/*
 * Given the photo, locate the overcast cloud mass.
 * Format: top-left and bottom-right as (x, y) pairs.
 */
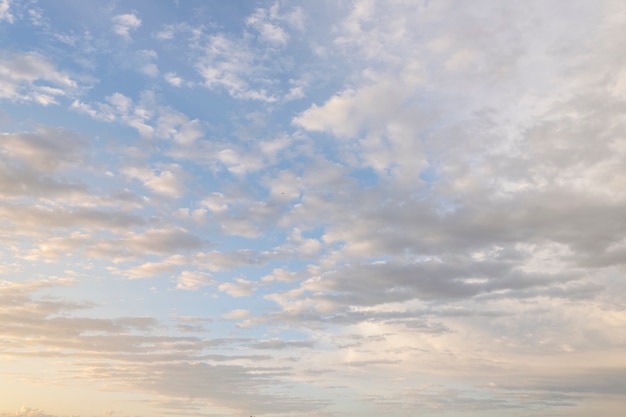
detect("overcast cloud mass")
(1, 0), (626, 416)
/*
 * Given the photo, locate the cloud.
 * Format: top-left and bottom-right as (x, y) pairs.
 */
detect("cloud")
(0, 0), (13, 23)
(0, 126), (86, 173)
(0, 407), (56, 417)
(300, 260), (579, 307)
(221, 309), (250, 320)
(126, 227), (204, 255)
(124, 259), (179, 279)
(3, 1), (626, 416)
(72, 92), (203, 143)
(175, 270), (212, 290)
(0, 127), (90, 200)
(250, 338), (315, 350)
(0, 279), (323, 416)
(190, 3), (309, 102)
(112, 13), (141, 39)
(122, 164), (187, 198)
(196, 34), (277, 101)
(163, 71), (183, 87)
(0, 50), (76, 104)
(134, 49), (158, 77)
(0, 203), (146, 236)
(193, 250), (266, 272)
(218, 278), (259, 297)
(246, 4), (289, 45)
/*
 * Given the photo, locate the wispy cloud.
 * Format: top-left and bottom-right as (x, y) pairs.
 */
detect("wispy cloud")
(0, 0), (13, 23)
(0, 50), (76, 104)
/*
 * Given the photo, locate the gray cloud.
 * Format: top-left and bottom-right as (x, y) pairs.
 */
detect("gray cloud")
(250, 338), (316, 350)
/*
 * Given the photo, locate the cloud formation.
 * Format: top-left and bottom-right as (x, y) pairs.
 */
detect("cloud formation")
(0, 50), (76, 104)
(1, 1), (626, 416)
(112, 13), (141, 39)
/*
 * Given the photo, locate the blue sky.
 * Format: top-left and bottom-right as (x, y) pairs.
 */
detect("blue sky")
(1, 1), (626, 416)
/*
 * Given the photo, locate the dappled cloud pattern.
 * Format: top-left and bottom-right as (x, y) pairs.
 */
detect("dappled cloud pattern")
(1, 0), (626, 416)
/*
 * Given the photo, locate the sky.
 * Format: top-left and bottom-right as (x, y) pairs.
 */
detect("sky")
(1, 0), (626, 416)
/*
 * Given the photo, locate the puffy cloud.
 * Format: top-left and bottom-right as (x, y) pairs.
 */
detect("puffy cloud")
(112, 13), (141, 39)
(122, 164), (187, 198)
(163, 71), (183, 87)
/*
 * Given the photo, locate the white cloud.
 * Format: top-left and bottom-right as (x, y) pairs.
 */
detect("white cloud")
(175, 271), (212, 290)
(276, 228), (321, 258)
(246, 2), (305, 45)
(261, 268), (299, 284)
(0, 50), (76, 104)
(196, 34), (277, 101)
(163, 71), (183, 87)
(293, 76), (420, 140)
(73, 92), (203, 144)
(200, 193), (229, 214)
(124, 258), (181, 279)
(72, 92), (154, 136)
(246, 8), (288, 45)
(218, 278), (258, 297)
(0, 0), (13, 23)
(122, 164), (187, 198)
(221, 309), (250, 320)
(112, 13), (141, 39)
(136, 49), (158, 77)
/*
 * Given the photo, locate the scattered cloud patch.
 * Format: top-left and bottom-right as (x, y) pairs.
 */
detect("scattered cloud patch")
(0, 50), (76, 104)
(112, 13), (141, 39)
(176, 271), (212, 290)
(0, 0), (13, 23)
